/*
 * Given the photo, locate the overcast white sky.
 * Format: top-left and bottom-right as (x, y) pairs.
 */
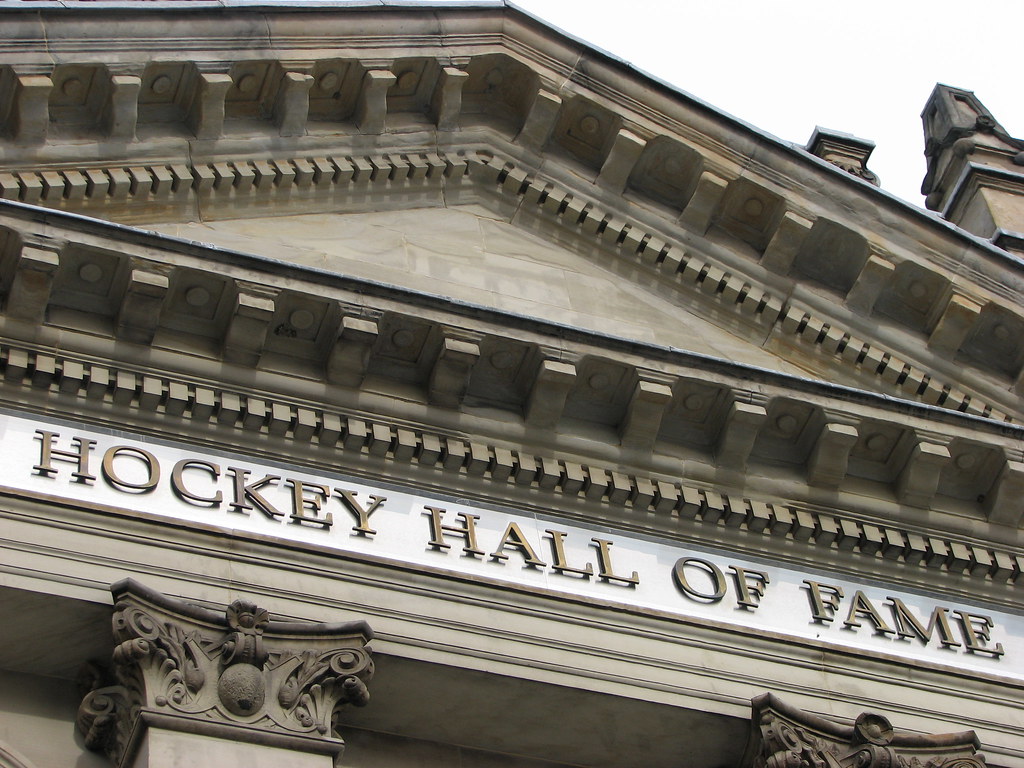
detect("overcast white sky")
(510, 0), (1021, 208)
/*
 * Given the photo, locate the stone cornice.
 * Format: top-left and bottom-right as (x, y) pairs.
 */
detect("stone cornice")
(944, 163), (1024, 225)
(0, 2), (1018, 268)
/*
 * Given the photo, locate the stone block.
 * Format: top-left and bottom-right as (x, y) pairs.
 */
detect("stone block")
(7, 241), (61, 324)
(526, 359), (576, 429)
(356, 70), (397, 134)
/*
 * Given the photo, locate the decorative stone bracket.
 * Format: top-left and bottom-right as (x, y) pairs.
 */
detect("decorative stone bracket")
(806, 128), (880, 186)
(740, 694), (985, 768)
(77, 579), (373, 767)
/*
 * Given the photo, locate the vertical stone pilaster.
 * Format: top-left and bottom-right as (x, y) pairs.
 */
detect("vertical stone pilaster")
(9, 73), (52, 144)
(275, 71), (314, 137)
(224, 284), (277, 366)
(716, 399), (768, 471)
(678, 169), (729, 234)
(117, 265), (169, 344)
(428, 334), (480, 408)
(526, 358), (576, 429)
(598, 129), (646, 192)
(619, 376), (673, 451)
(327, 315), (379, 388)
(760, 211), (813, 274)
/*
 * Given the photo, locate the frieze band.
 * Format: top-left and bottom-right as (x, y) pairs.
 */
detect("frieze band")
(8, 415), (1014, 678)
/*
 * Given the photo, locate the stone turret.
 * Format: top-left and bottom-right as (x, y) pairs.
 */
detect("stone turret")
(922, 84), (1024, 253)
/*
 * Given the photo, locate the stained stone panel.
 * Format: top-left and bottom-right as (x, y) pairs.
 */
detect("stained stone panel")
(462, 53), (538, 134)
(627, 135), (704, 212)
(49, 64), (108, 130)
(308, 58), (364, 123)
(50, 243), (127, 318)
(751, 398), (820, 466)
(717, 178), (785, 252)
(938, 438), (1004, 502)
(791, 218), (868, 294)
(563, 356), (631, 425)
(874, 261), (951, 333)
(658, 379), (730, 448)
(551, 97), (622, 171)
(138, 62), (195, 126)
(959, 303), (1024, 378)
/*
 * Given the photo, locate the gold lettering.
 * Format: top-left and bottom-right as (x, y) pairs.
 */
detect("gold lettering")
(729, 565), (769, 609)
(101, 445), (160, 493)
(954, 611), (1005, 658)
(227, 468), (284, 520)
(802, 580), (844, 623)
(288, 479), (333, 529)
(490, 522), (546, 567)
(591, 538), (639, 586)
(334, 488), (386, 536)
(423, 507), (484, 556)
(544, 530), (593, 578)
(843, 590), (895, 635)
(170, 459), (222, 506)
(673, 557), (726, 601)
(885, 598), (960, 649)
(33, 430), (96, 483)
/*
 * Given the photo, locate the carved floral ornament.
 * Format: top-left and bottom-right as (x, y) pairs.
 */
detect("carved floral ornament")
(77, 579), (373, 766)
(741, 694), (986, 768)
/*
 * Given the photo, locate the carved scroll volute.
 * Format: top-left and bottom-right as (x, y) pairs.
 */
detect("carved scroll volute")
(741, 694), (985, 768)
(77, 579), (374, 766)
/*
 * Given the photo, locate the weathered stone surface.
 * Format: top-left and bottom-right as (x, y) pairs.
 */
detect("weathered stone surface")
(0, 9), (1016, 768)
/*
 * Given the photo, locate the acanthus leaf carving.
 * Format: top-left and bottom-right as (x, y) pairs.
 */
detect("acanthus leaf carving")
(742, 695), (984, 768)
(76, 579), (373, 766)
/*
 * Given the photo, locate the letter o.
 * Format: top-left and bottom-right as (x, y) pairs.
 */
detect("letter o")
(102, 446), (160, 493)
(672, 557), (727, 602)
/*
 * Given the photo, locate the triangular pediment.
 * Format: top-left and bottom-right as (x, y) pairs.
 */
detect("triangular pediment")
(0, 3), (1017, 422)
(117, 142), (1021, 428)
(144, 205), (814, 379)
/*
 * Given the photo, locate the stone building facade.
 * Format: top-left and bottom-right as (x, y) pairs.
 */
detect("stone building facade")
(0, 3), (1021, 768)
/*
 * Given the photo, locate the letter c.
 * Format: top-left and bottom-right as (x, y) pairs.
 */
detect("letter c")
(171, 459), (223, 506)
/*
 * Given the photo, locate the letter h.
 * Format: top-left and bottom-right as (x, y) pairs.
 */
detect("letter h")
(34, 430), (97, 483)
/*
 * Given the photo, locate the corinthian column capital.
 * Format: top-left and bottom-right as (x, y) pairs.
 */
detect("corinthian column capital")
(77, 580), (373, 767)
(740, 693), (985, 768)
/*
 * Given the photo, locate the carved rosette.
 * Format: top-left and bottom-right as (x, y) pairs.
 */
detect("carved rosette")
(741, 694), (985, 768)
(77, 579), (373, 766)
